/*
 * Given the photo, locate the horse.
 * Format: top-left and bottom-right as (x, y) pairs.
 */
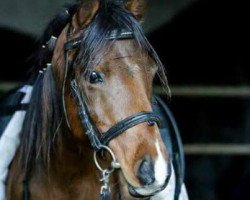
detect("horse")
(0, 0), (188, 199)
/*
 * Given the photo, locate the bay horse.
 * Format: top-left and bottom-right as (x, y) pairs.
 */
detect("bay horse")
(1, 0), (187, 199)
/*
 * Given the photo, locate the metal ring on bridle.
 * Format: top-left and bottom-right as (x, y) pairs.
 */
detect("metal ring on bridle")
(93, 145), (121, 173)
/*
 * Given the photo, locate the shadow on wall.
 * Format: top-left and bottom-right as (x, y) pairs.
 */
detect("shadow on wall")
(148, 0), (249, 86)
(0, 27), (37, 82)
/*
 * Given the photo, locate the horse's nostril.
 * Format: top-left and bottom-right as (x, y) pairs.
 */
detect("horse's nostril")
(137, 157), (155, 186)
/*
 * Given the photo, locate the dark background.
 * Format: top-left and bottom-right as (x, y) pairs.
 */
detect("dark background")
(0, 0), (249, 199)
(148, 0), (250, 199)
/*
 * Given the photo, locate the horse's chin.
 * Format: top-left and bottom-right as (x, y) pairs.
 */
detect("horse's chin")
(126, 174), (171, 198)
(128, 184), (154, 198)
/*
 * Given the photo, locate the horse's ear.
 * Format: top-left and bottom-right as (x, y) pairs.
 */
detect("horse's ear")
(125, 0), (147, 21)
(73, 0), (100, 29)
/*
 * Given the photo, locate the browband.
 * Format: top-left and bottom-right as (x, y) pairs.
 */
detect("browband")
(64, 29), (134, 51)
(107, 29), (134, 40)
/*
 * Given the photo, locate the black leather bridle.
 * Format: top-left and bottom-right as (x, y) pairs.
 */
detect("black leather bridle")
(62, 26), (163, 199)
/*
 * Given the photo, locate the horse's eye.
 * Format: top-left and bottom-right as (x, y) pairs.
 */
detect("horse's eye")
(89, 71), (104, 84)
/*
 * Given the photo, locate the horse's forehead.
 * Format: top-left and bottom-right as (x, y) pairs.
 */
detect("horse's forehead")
(105, 40), (149, 62)
(112, 40), (139, 54)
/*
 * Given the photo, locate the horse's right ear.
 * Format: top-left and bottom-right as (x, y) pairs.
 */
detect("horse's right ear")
(72, 0), (100, 30)
(125, 0), (147, 22)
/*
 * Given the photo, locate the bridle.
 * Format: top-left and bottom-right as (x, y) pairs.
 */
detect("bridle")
(62, 25), (162, 199)
(62, 24), (162, 151)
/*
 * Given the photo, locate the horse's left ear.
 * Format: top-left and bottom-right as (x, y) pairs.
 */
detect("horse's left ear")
(125, 0), (147, 21)
(72, 0), (100, 30)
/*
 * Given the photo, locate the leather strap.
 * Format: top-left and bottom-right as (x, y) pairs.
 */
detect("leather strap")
(100, 112), (160, 145)
(64, 37), (82, 51)
(107, 29), (134, 40)
(64, 28), (133, 52)
(22, 178), (30, 200)
(70, 80), (102, 151)
(101, 190), (110, 200)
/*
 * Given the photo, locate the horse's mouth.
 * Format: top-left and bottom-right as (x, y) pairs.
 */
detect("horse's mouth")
(128, 184), (154, 198)
(127, 168), (171, 198)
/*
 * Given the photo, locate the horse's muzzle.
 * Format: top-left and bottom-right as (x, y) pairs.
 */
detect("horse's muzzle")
(128, 161), (172, 198)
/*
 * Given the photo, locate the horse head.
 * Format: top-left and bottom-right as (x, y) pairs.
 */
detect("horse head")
(44, 0), (171, 198)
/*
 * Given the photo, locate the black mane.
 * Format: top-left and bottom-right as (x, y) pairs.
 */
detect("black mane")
(19, 2), (79, 171)
(76, 1), (168, 86)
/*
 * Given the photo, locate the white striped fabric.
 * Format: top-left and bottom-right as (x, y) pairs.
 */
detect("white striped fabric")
(0, 85), (32, 200)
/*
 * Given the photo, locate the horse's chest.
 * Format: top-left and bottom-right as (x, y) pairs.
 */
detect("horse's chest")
(29, 172), (101, 200)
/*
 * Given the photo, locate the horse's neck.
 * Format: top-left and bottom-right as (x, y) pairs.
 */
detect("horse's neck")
(51, 130), (98, 180)
(8, 129), (122, 199)
(23, 130), (99, 198)
(31, 131), (102, 199)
